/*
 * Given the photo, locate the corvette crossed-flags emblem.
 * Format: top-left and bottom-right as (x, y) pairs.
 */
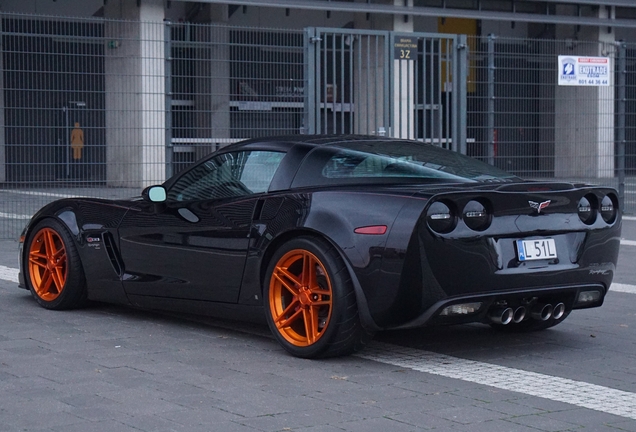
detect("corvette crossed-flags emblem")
(529, 200), (551, 214)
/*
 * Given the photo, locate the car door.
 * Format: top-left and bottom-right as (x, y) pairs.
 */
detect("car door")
(118, 150), (286, 303)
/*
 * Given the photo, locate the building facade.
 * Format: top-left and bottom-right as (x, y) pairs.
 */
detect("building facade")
(0, 0), (635, 236)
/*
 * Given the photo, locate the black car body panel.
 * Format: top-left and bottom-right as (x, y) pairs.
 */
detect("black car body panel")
(19, 136), (621, 333)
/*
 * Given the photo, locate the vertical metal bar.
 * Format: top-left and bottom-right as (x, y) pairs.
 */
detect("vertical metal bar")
(444, 37), (451, 147)
(617, 41), (626, 211)
(340, 33), (345, 134)
(348, 33), (354, 134)
(305, 27), (316, 134)
(65, 106), (70, 178)
(316, 30), (322, 134)
(487, 34), (496, 164)
(331, 32), (336, 134)
(322, 32), (328, 133)
(414, 37), (420, 141)
(456, 34), (468, 154)
(407, 40), (412, 139)
(436, 38), (443, 146)
(421, 37), (430, 142)
(366, 36), (370, 134)
(0, 15), (5, 184)
(384, 33), (391, 137)
(165, 21), (173, 179)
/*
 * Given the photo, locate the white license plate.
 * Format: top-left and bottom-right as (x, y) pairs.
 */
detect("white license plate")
(516, 238), (557, 261)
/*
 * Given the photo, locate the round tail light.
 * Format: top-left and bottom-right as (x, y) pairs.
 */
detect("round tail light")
(427, 201), (456, 234)
(462, 199), (491, 231)
(577, 194), (597, 225)
(600, 194), (618, 224)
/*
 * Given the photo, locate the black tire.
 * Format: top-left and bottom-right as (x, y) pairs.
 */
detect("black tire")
(264, 236), (374, 358)
(490, 311), (571, 332)
(24, 218), (88, 310)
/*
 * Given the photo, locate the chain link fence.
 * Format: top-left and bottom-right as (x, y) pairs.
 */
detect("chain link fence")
(0, 12), (634, 239)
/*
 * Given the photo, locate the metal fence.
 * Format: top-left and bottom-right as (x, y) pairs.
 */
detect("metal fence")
(0, 13), (635, 239)
(466, 35), (635, 212)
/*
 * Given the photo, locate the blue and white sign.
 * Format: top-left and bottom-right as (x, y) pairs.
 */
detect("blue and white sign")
(558, 56), (610, 86)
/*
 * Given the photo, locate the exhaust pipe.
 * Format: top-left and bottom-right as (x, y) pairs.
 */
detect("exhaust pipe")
(513, 306), (527, 323)
(489, 307), (514, 325)
(552, 302), (566, 320)
(531, 303), (553, 321)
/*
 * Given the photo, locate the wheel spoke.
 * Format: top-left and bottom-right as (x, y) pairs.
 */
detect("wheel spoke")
(303, 307), (318, 344)
(52, 246), (66, 262)
(275, 306), (303, 329)
(274, 297), (300, 323)
(301, 252), (317, 289)
(39, 270), (54, 293)
(310, 300), (331, 307)
(44, 230), (56, 259)
(273, 267), (300, 296)
(29, 255), (47, 269)
(50, 266), (65, 292)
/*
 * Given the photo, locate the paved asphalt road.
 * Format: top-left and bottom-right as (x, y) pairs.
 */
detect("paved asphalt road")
(0, 219), (635, 431)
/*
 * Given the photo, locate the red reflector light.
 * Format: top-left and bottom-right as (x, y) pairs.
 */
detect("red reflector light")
(354, 225), (387, 235)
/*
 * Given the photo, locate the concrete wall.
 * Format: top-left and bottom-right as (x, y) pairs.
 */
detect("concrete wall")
(554, 6), (615, 178)
(104, 0), (165, 187)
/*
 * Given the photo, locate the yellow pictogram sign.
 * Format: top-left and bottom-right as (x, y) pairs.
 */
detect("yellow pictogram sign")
(70, 122), (84, 160)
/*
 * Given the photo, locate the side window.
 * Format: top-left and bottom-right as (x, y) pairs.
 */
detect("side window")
(167, 151), (285, 202)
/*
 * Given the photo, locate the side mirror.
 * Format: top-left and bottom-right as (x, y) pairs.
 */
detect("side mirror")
(142, 185), (167, 203)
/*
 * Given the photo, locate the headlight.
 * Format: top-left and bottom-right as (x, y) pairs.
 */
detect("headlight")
(600, 194), (618, 224)
(577, 194), (597, 225)
(462, 199), (491, 231)
(427, 201), (457, 234)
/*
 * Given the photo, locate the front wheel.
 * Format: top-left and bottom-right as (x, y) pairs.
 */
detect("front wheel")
(264, 236), (373, 358)
(24, 219), (87, 310)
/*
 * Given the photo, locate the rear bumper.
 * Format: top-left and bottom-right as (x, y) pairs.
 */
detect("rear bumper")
(388, 283), (605, 330)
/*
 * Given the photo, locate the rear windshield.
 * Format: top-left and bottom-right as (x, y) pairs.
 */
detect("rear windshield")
(292, 139), (519, 188)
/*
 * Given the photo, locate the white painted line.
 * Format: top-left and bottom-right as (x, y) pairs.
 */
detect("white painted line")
(611, 283), (636, 294)
(0, 265), (19, 284)
(0, 189), (77, 198)
(357, 341), (636, 420)
(0, 212), (31, 220)
(622, 239), (636, 247)
(623, 216), (636, 221)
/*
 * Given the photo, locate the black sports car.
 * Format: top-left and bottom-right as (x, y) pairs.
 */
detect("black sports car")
(18, 136), (621, 358)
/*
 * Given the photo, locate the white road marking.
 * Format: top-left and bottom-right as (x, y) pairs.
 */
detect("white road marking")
(357, 341), (636, 420)
(623, 216), (636, 221)
(0, 212), (31, 220)
(622, 239), (636, 247)
(0, 265), (19, 283)
(0, 189), (77, 198)
(611, 283), (636, 294)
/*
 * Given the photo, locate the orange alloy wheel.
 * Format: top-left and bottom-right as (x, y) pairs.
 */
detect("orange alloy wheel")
(269, 249), (333, 347)
(28, 227), (68, 301)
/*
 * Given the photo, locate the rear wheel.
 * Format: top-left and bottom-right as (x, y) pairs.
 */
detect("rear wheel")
(25, 219), (87, 310)
(264, 236), (373, 358)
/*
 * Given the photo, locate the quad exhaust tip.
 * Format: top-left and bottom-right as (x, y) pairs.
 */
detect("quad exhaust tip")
(531, 303), (554, 321)
(552, 302), (566, 320)
(513, 306), (527, 323)
(489, 303), (565, 325)
(489, 307), (514, 325)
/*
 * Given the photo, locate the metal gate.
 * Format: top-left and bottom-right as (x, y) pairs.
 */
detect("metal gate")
(305, 27), (468, 152)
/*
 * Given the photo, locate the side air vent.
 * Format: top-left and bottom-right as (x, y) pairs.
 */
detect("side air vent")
(103, 232), (124, 277)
